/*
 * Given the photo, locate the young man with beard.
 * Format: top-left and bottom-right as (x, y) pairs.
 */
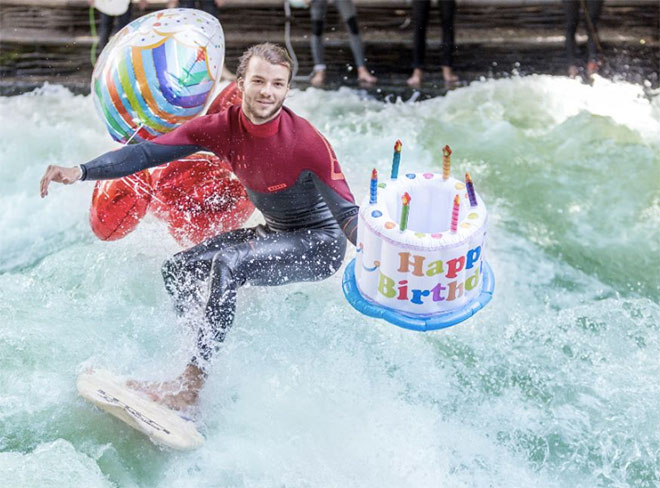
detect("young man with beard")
(40, 43), (359, 410)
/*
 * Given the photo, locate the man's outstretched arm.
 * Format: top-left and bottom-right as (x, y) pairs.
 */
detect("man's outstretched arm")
(39, 141), (201, 197)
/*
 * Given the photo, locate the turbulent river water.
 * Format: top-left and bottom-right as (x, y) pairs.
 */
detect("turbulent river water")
(1, 76), (659, 487)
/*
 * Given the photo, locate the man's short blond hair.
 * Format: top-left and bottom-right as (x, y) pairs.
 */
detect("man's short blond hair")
(236, 43), (294, 84)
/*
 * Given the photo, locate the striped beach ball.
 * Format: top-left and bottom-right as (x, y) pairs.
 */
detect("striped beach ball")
(91, 8), (225, 143)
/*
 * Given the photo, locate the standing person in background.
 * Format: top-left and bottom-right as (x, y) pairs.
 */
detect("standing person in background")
(562, 0), (604, 78)
(92, 0), (147, 53)
(308, 0), (378, 87)
(407, 0), (458, 88)
(167, 0), (237, 80)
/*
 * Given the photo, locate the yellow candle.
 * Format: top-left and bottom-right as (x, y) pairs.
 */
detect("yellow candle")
(442, 145), (452, 180)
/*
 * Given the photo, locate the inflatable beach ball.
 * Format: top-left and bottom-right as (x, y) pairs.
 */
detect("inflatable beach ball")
(91, 9), (225, 143)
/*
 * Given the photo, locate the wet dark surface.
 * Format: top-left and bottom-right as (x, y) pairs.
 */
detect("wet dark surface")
(1, 42), (658, 101)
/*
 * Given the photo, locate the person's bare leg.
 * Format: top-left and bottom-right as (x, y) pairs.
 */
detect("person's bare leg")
(127, 364), (206, 411)
(357, 66), (377, 84)
(442, 65), (459, 83)
(311, 69), (326, 87)
(407, 68), (424, 88)
(568, 64), (579, 78)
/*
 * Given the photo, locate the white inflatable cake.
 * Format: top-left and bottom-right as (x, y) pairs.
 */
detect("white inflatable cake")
(355, 169), (488, 318)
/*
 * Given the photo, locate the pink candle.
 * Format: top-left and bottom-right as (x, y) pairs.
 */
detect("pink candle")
(450, 195), (460, 233)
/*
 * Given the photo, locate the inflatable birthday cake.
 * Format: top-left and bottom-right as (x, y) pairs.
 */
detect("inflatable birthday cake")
(343, 143), (494, 331)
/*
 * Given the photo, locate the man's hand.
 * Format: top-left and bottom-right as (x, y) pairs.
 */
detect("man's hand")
(40, 165), (82, 198)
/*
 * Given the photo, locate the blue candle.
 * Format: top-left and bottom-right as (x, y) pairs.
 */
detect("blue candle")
(370, 168), (378, 204)
(391, 139), (403, 179)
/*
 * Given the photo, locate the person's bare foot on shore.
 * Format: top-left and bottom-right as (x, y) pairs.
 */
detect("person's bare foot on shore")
(587, 60), (601, 77)
(310, 69), (325, 87)
(407, 68), (423, 88)
(442, 65), (459, 83)
(568, 64), (579, 78)
(357, 66), (378, 85)
(127, 364), (205, 412)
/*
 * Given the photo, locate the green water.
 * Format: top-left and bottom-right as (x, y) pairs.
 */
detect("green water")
(0, 76), (659, 487)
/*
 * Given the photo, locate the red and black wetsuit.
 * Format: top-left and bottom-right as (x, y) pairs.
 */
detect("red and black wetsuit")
(81, 106), (359, 371)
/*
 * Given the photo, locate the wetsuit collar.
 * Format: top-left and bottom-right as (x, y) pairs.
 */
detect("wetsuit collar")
(239, 108), (281, 137)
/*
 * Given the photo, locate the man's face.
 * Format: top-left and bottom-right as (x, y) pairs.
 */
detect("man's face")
(237, 56), (290, 125)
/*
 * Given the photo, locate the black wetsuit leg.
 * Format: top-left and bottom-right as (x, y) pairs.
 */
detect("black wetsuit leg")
(411, 0), (431, 70)
(98, 13), (114, 53)
(438, 0), (456, 68)
(162, 227), (261, 316)
(563, 0), (580, 66)
(113, 4), (132, 35)
(310, 0), (329, 69)
(197, 0), (221, 18)
(162, 225), (346, 371)
(585, 0), (603, 62)
(97, 4), (132, 53)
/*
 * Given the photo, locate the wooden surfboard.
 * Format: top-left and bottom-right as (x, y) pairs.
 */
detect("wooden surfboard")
(77, 368), (204, 450)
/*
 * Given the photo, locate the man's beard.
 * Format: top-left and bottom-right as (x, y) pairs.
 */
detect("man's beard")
(246, 97), (284, 123)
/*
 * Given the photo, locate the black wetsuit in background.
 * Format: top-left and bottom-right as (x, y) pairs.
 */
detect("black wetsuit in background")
(411, 0), (456, 70)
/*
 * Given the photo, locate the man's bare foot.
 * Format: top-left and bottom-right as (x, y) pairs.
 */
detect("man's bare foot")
(407, 68), (423, 88)
(586, 60), (601, 76)
(357, 66), (377, 85)
(442, 65), (459, 83)
(568, 64), (579, 78)
(310, 69), (325, 87)
(127, 364), (205, 412)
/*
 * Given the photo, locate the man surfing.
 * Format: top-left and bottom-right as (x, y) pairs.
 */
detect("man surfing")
(40, 43), (359, 412)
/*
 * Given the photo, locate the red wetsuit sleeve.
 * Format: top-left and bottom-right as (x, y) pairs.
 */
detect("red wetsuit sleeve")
(299, 123), (356, 203)
(298, 123), (359, 245)
(153, 112), (232, 163)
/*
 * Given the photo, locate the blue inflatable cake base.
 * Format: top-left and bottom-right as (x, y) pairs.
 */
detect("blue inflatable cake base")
(342, 259), (494, 332)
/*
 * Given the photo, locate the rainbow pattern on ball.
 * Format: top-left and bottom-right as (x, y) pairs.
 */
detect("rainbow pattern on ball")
(92, 9), (225, 143)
